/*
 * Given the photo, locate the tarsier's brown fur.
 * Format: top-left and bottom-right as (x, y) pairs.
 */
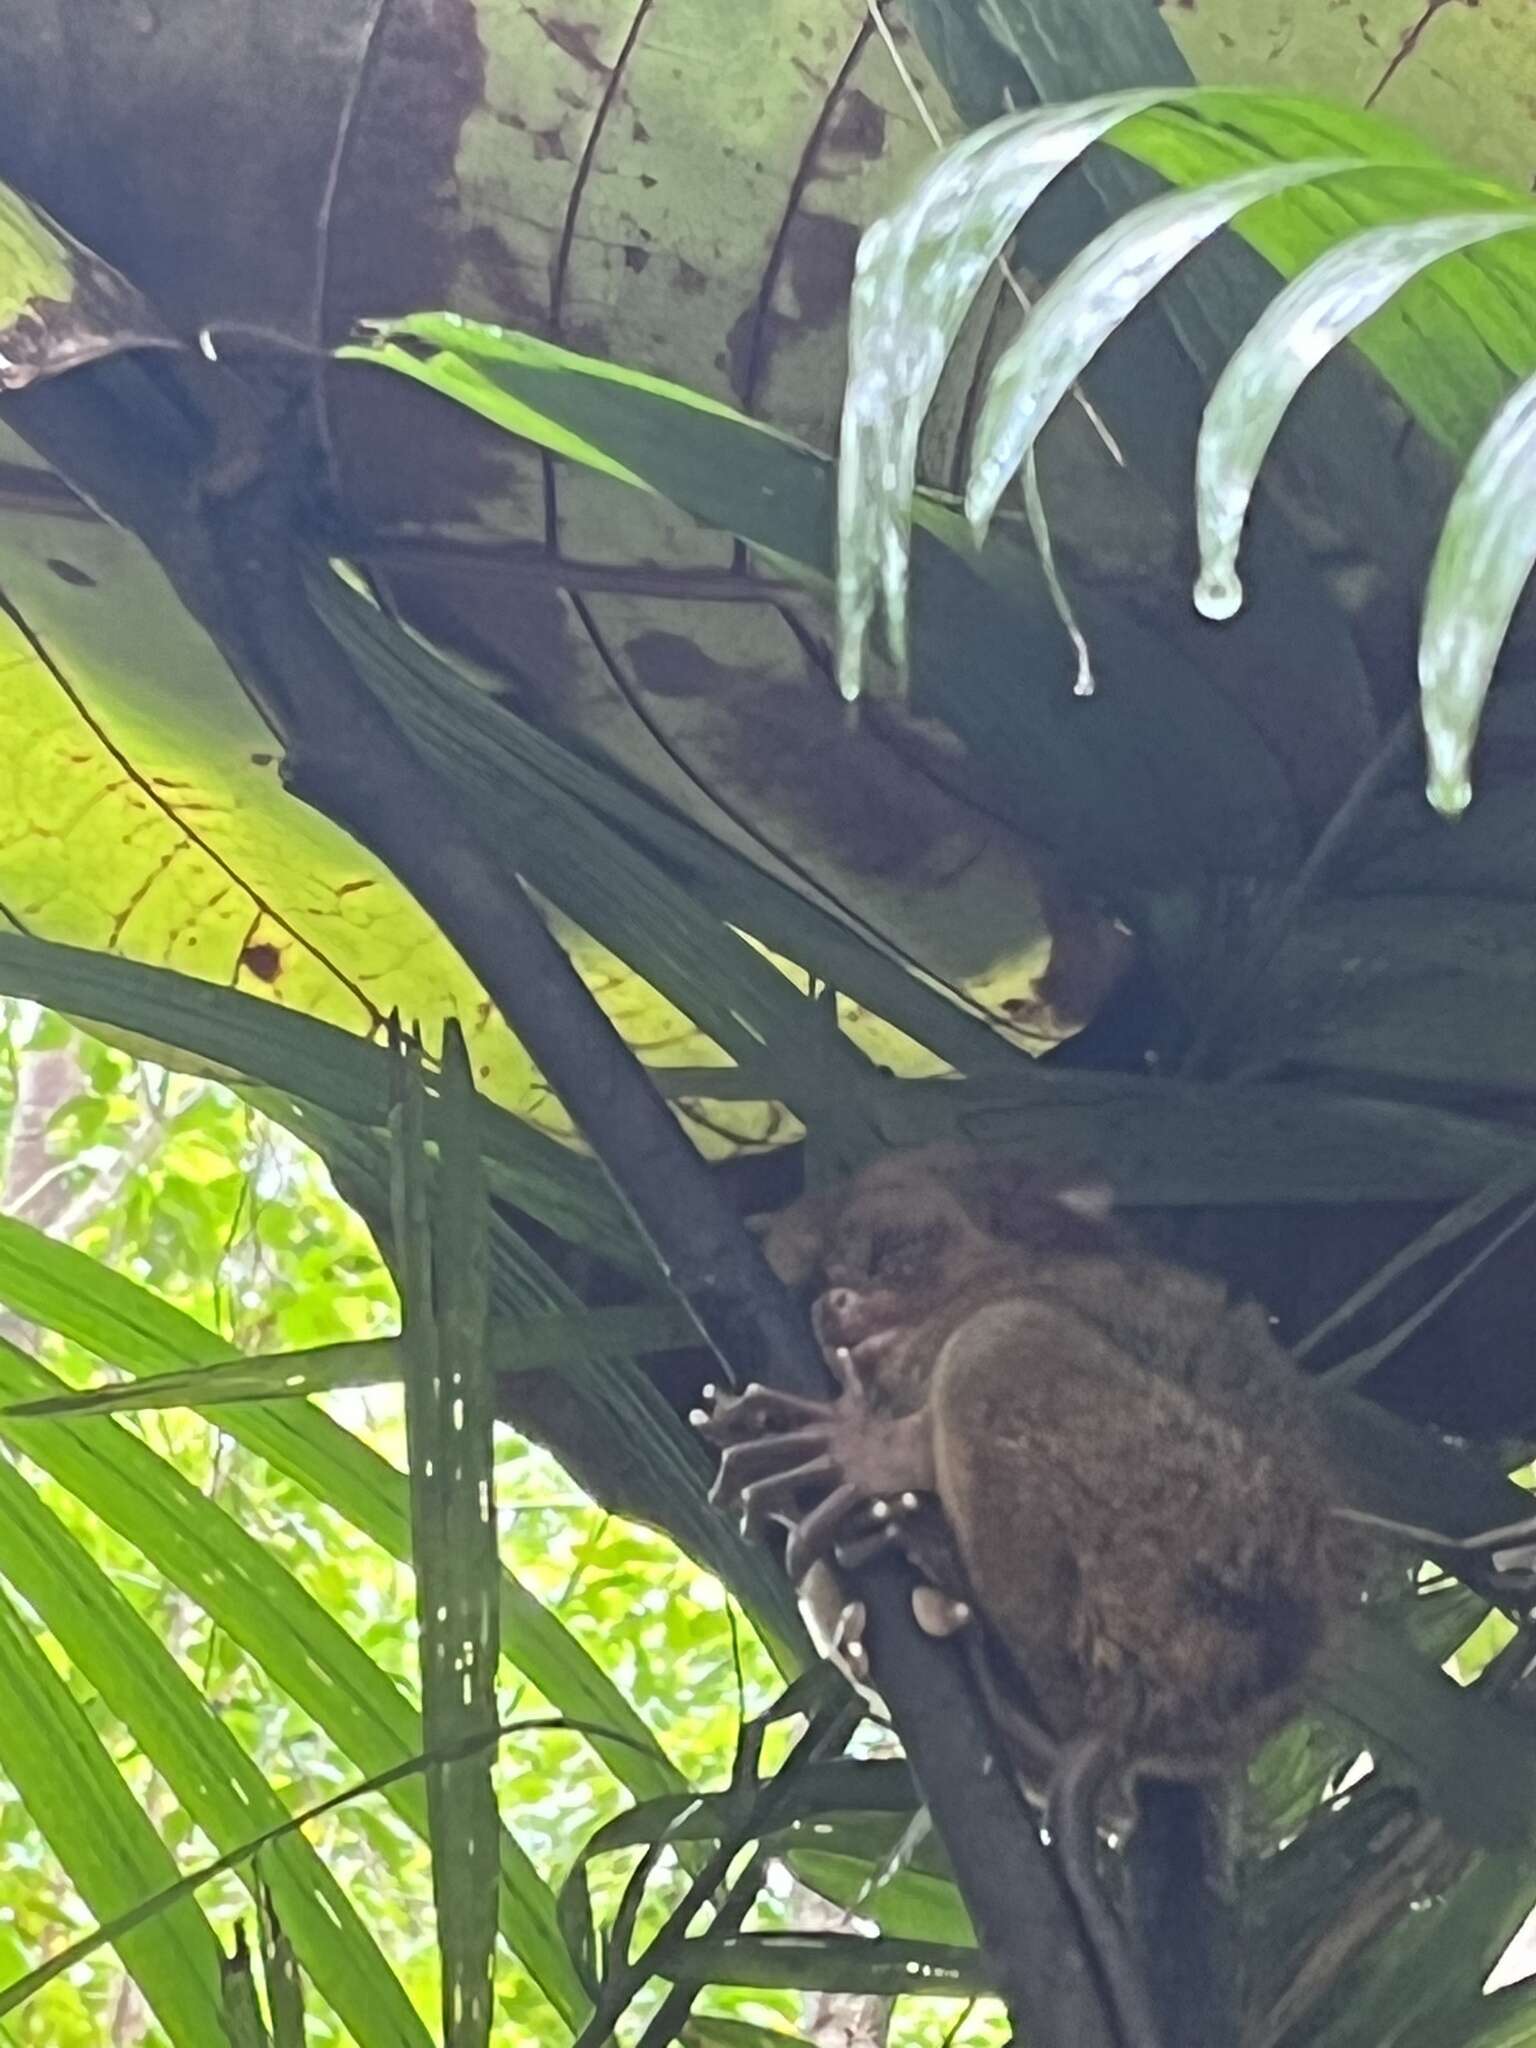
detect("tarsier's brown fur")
(701, 1145), (1368, 2048)
(758, 1146), (1361, 1774)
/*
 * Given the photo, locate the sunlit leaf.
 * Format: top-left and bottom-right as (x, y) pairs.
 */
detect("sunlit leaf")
(0, 1329), (583, 2027)
(0, 1582), (225, 2045)
(1419, 371), (1536, 815)
(1194, 213), (1536, 623)
(0, 1445), (431, 2048)
(836, 88), (1171, 697)
(392, 1029), (499, 2048)
(0, 179), (174, 388)
(965, 156), (1358, 542)
(341, 314), (1305, 887)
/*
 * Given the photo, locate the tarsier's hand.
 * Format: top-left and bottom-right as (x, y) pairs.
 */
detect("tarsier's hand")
(693, 1292), (936, 1583)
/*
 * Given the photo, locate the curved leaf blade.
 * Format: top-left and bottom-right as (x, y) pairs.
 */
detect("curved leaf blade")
(0, 179), (175, 388)
(1419, 370), (1536, 815)
(1195, 213), (1536, 621)
(0, 1585), (224, 2046)
(965, 155), (1360, 539)
(0, 1452), (432, 2048)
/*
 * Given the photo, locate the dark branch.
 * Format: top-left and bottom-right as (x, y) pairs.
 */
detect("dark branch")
(7, 361), (1117, 2046)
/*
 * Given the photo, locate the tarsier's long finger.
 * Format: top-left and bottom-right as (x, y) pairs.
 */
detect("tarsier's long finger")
(830, 1600), (871, 1684)
(736, 1455), (840, 1534)
(832, 1523), (905, 1570)
(692, 1381), (833, 1442)
(825, 1342), (886, 1400)
(705, 1425), (836, 1501)
(784, 1482), (872, 1581)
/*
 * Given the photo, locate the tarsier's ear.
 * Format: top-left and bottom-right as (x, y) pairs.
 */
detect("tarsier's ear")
(754, 1188), (839, 1288)
(1054, 1179), (1115, 1222)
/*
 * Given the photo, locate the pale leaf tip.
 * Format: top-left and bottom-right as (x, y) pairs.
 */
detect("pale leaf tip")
(1194, 567), (1242, 622)
(1426, 770), (1472, 818)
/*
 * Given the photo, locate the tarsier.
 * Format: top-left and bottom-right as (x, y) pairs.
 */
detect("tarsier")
(696, 1146), (1369, 2048)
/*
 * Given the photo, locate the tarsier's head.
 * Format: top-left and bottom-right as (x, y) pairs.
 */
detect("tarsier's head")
(760, 1143), (1122, 1309)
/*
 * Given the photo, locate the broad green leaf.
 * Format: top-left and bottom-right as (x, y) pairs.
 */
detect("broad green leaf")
(0, 1585), (225, 2047)
(965, 156), (1360, 540)
(0, 928), (631, 1257)
(1238, 897), (1536, 1097)
(0, 181), (174, 387)
(872, 1070), (1536, 1205)
(0, 1447), (431, 2048)
(0, 509), (577, 1127)
(0, 445), (847, 1155)
(1435, 1980), (1536, 2048)
(0, 1206), (683, 1807)
(0, 1337), (583, 2029)
(1163, 2), (1536, 199)
(310, 572), (1032, 1085)
(312, 576), (882, 1159)
(1319, 1611), (1536, 1852)
(1318, 1851), (1536, 2048)
(342, 317), (1302, 887)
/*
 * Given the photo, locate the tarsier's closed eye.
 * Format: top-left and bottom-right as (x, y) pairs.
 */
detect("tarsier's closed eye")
(863, 1219), (951, 1284)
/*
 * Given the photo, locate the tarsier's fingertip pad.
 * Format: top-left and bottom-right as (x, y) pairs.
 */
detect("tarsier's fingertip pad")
(912, 1585), (972, 1637)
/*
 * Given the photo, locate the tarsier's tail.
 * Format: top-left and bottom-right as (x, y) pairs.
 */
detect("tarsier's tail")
(1046, 1732), (1170, 2048)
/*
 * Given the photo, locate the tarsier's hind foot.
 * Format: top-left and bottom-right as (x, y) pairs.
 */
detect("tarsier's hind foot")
(693, 1343), (935, 1581)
